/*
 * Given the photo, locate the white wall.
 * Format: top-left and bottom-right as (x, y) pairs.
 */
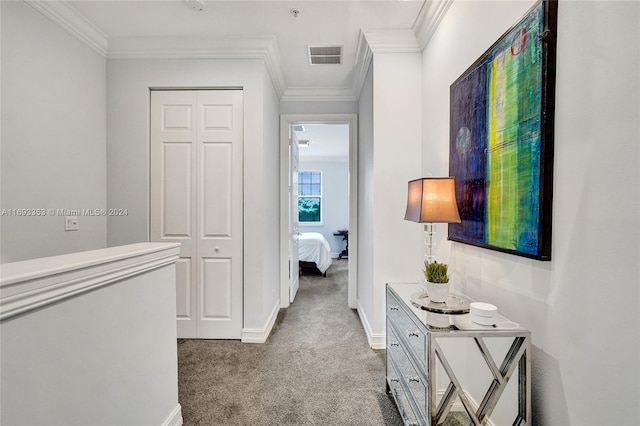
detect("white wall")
(106, 58), (281, 334)
(422, 1), (640, 424)
(357, 62), (375, 341)
(0, 1), (107, 263)
(371, 51), (424, 338)
(0, 243), (181, 425)
(298, 159), (349, 256)
(261, 67), (282, 326)
(356, 45), (424, 347)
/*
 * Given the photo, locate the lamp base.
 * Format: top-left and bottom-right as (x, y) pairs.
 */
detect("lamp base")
(423, 223), (435, 264)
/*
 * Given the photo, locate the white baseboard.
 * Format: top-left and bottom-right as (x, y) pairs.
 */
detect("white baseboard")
(241, 300), (280, 343)
(162, 404), (183, 426)
(357, 300), (386, 349)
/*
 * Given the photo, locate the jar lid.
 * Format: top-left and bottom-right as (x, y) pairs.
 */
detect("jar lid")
(470, 302), (497, 317)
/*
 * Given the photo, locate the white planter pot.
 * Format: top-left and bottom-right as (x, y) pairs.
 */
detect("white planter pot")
(426, 281), (449, 303)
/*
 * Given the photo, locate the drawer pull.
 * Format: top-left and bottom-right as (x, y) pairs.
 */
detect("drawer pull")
(390, 342), (400, 347)
(390, 306), (400, 311)
(408, 331), (420, 338)
(390, 378), (399, 383)
(408, 376), (421, 383)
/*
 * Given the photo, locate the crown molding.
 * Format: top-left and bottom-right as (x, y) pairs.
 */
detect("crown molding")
(20, 1), (288, 98)
(413, 0), (454, 50)
(281, 86), (358, 102)
(261, 38), (287, 100)
(351, 29), (421, 100)
(352, 30), (375, 100)
(350, 0), (454, 99)
(24, 0), (108, 57)
(107, 35), (287, 98)
(23, 0), (451, 102)
(360, 29), (421, 54)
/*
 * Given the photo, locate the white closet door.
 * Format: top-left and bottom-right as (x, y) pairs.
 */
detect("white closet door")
(151, 90), (243, 339)
(195, 90), (243, 338)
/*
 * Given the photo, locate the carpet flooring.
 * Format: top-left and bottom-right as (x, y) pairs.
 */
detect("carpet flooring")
(177, 260), (470, 425)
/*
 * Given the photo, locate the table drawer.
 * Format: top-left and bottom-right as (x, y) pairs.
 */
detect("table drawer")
(387, 350), (423, 426)
(389, 384), (422, 426)
(387, 322), (427, 419)
(387, 290), (426, 364)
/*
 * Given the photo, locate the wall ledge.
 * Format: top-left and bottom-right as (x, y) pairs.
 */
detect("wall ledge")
(0, 243), (181, 321)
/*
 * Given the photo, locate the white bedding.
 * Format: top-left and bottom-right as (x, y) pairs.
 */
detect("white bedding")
(299, 232), (332, 274)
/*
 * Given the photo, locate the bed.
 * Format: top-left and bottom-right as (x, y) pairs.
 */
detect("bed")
(298, 232), (332, 276)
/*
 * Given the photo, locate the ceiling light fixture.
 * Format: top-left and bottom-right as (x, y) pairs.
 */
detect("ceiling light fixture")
(186, 0), (205, 12)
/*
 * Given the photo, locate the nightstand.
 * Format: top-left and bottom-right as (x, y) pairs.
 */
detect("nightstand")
(333, 230), (349, 259)
(386, 282), (531, 425)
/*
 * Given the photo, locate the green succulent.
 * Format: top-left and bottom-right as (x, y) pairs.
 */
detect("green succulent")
(423, 261), (449, 284)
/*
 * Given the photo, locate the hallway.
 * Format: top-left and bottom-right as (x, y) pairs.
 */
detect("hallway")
(177, 260), (403, 425)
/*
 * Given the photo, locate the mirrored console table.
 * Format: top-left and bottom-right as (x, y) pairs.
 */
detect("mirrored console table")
(386, 282), (531, 426)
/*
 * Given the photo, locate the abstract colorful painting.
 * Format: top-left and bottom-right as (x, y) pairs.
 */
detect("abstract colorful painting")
(449, 0), (557, 260)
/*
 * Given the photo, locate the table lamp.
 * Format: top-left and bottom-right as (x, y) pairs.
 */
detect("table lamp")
(404, 177), (461, 263)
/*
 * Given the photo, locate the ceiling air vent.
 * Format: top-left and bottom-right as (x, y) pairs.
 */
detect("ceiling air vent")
(308, 46), (342, 65)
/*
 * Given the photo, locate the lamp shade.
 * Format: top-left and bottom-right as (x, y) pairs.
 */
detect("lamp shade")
(404, 177), (461, 223)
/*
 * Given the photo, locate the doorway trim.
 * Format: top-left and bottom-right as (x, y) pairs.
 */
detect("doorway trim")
(279, 114), (358, 309)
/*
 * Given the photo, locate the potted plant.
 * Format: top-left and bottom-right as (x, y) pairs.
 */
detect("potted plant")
(423, 261), (450, 303)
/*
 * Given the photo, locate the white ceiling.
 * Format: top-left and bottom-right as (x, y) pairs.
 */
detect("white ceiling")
(296, 123), (350, 161)
(36, 0), (444, 100)
(29, 0), (450, 159)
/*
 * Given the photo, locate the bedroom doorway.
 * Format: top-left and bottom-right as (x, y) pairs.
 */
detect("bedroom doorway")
(279, 114), (358, 309)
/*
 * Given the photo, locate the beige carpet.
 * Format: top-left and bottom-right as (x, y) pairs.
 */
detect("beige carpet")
(177, 260), (471, 425)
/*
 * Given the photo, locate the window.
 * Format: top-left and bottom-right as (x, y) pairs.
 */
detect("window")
(298, 171), (322, 223)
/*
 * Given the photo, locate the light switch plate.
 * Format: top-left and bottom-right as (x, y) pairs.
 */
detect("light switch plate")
(65, 216), (79, 231)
